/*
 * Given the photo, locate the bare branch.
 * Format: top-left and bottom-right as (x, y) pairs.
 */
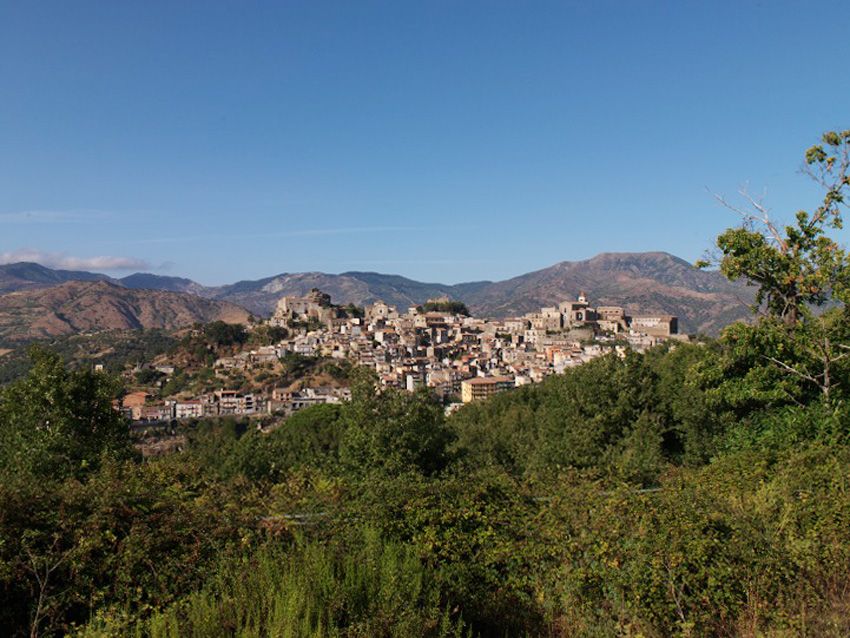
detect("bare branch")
(763, 355), (820, 385)
(710, 186), (788, 251)
(25, 537), (71, 638)
(831, 351), (850, 363)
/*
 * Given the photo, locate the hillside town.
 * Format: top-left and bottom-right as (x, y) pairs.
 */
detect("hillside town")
(121, 288), (684, 424)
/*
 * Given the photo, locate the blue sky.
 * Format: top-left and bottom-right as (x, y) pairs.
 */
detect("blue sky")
(1, 1), (849, 285)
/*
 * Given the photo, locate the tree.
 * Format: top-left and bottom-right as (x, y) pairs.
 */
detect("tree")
(417, 300), (470, 316)
(134, 367), (165, 386)
(701, 130), (850, 402)
(247, 324), (288, 346)
(701, 129), (850, 326)
(0, 346), (134, 480)
(340, 369), (454, 477)
(203, 321), (247, 347)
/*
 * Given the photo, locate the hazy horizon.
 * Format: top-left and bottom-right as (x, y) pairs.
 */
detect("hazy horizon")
(2, 249), (706, 288)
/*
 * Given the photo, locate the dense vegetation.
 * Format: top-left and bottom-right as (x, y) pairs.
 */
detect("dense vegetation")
(2, 131), (850, 636)
(0, 329), (178, 384)
(5, 332), (850, 637)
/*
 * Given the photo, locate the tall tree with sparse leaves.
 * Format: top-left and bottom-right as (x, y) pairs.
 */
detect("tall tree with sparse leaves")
(701, 129), (850, 326)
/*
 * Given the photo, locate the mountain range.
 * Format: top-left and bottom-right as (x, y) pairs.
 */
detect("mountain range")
(0, 252), (755, 338)
(0, 280), (250, 343)
(0, 261), (112, 293)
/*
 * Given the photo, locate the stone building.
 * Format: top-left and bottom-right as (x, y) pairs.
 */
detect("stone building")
(559, 291), (596, 326)
(366, 301), (398, 322)
(272, 288), (338, 327)
(596, 306), (627, 332)
(630, 315), (678, 337)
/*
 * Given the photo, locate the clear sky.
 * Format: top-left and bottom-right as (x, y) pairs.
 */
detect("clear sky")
(1, 1), (849, 285)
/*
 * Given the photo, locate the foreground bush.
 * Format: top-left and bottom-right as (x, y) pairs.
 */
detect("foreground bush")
(544, 444), (850, 636)
(81, 530), (467, 638)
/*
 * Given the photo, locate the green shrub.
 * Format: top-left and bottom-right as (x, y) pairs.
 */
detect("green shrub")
(81, 530), (467, 638)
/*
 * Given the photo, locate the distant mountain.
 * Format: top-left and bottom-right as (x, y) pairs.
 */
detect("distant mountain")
(205, 272), (376, 315)
(0, 280), (250, 344)
(0, 265), (476, 317)
(341, 272), (492, 309)
(204, 271), (487, 316)
(0, 262), (113, 293)
(0, 253), (755, 335)
(461, 252), (754, 334)
(0, 264), (208, 297)
(120, 272), (208, 296)
(197, 254), (751, 333)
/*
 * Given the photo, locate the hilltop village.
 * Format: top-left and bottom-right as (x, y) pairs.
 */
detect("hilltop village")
(121, 288), (683, 423)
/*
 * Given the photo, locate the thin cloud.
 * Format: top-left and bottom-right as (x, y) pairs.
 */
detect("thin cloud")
(271, 226), (427, 238)
(340, 259), (501, 266)
(0, 209), (111, 223)
(110, 226), (430, 245)
(0, 249), (149, 271)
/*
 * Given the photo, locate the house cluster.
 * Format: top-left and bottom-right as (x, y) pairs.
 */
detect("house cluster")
(121, 289), (683, 423)
(327, 291), (680, 401)
(120, 386), (350, 424)
(531, 291), (678, 337)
